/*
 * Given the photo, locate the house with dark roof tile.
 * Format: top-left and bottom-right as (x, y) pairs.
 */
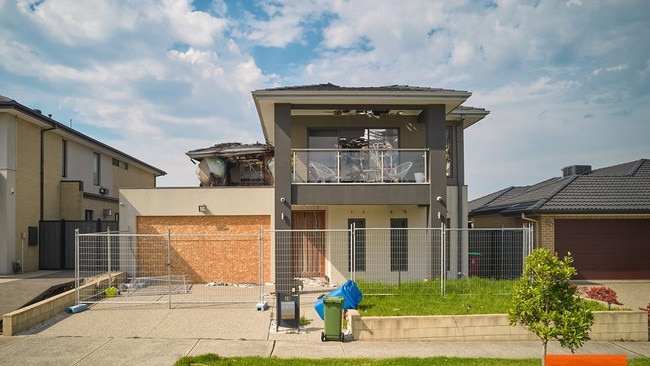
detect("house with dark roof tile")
(469, 159), (650, 280)
(0, 95), (166, 274)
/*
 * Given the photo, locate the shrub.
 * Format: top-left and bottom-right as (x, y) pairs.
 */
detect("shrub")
(581, 286), (623, 305)
(509, 249), (594, 365)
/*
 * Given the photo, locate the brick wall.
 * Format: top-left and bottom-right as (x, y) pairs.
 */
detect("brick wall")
(137, 215), (271, 284)
(60, 181), (83, 220)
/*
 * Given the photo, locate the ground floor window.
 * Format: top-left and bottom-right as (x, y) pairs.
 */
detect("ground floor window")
(348, 219), (366, 272)
(390, 218), (408, 271)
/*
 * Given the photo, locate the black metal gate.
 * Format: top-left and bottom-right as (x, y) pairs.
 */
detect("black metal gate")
(39, 220), (118, 270)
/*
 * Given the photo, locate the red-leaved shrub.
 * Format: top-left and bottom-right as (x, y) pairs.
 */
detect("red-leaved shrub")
(582, 286), (623, 305)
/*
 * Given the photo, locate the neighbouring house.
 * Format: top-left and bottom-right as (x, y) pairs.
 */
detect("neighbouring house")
(469, 159), (650, 280)
(0, 95), (166, 274)
(120, 83), (489, 288)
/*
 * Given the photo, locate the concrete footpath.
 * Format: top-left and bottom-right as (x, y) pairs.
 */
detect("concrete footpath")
(0, 272), (648, 365)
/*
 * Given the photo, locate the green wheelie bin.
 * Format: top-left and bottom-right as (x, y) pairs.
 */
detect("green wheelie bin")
(321, 296), (345, 342)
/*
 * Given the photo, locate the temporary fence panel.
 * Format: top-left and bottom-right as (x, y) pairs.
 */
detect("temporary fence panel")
(271, 229), (351, 290)
(75, 226), (533, 306)
(75, 230), (267, 306)
(460, 228), (533, 279)
(351, 227), (444, 296)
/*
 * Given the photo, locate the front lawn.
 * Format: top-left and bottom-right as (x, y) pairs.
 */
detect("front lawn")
(355, 278), (609, 316)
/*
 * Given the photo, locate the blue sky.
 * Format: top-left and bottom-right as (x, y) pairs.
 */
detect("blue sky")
(1, 0), (649, 199)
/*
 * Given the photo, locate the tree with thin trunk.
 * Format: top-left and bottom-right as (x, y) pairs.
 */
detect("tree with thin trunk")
(508, 248), (594, 365)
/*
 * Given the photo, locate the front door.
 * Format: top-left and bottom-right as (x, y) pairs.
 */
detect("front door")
(291, 211), (326, 277)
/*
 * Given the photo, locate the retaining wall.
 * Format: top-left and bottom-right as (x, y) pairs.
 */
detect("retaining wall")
(2, 273), (124, 336)
(347, 310), (648, 342)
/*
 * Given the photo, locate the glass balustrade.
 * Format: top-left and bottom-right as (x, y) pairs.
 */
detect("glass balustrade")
(291, 148), (428, 184)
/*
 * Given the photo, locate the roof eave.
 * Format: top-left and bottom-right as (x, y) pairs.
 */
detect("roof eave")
(252, 88), (474, 146)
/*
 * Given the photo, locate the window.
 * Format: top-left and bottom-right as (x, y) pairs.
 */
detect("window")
(112, 158), (128, 170)
(308, 128), (400, 182)
(61, 140), (67, 177)
(93, 152), (101, 185)
(390, 218), (408, 271)
(446, 126), (453, 177)
(348, 219), (366, 272)
(85, 210), (94, 221)
(309, 128), (399, 150)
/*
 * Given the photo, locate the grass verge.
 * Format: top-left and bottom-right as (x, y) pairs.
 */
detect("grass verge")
(175, 354), (650, 366)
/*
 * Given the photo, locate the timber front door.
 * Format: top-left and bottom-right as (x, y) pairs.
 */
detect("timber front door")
(291, 211), (326, 277)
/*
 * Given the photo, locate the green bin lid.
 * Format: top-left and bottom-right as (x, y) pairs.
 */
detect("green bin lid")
(469, 252), (481, 256)
(323, 295), (345, 303)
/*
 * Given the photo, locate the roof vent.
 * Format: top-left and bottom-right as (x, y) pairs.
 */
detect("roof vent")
(562, 165), (592, 177)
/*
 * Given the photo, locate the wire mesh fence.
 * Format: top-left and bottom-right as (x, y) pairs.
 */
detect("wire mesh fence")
(75, 226), (533, 307)
(352, 228), (444, 296)
(75, 229), (268, 306)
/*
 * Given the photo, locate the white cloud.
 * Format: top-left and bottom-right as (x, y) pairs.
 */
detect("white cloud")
(593, 63), (629, 76)
(1, 0), (649, 190)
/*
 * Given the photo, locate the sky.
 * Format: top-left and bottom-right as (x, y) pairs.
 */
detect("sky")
(1, 0), (649, 200)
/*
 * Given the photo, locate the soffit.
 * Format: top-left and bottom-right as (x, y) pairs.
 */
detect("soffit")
(252, 85), (475, 146)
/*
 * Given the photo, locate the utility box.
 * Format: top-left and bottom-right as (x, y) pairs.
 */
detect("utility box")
(276, 292), (300, 329)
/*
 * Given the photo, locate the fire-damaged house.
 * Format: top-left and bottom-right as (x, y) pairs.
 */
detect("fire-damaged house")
(186, 142), (275, 187)
(117, 84), (491, 327)
(119, 83), (490, 285)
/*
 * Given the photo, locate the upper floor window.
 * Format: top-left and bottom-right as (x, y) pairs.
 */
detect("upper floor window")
(308, 128), (399, 150)
(61, 140), (68, 178)
(93, 152), (101, 185)
(112, 158), (128, 170)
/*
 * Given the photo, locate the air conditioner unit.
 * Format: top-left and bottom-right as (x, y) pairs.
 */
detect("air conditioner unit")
(99, 187), (108, 195)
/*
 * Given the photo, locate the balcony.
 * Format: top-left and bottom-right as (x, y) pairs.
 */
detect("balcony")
(292, 148), (428, 184)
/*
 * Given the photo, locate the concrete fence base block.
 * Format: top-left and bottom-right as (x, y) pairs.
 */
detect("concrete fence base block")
(347, 310), (648, 342)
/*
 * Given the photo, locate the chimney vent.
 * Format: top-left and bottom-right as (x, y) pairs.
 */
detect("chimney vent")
(562, 165), (592, 177)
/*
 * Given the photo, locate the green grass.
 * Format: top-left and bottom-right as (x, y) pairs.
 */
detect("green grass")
(355, 278), (610, 316)
(175, 354), (650, 366)
(174, 354), (540, 365)
(356, 278), (516, 316)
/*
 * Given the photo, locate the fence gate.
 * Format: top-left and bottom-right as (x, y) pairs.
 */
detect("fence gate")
(75, 230), (268, 307)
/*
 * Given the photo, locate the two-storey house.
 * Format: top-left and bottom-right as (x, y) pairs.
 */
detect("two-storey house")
(0, 95), (166, 274)
(251, 84), (488, 291)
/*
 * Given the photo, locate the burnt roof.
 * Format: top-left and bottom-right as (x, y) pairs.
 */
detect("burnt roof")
(186, 142), (273, 161)
(469, 159), (650, 215)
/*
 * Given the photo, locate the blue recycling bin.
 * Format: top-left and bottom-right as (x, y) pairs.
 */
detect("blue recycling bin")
(314, 280), (362, 320)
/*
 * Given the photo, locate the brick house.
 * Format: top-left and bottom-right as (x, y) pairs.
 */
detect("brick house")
(469, 159), (650, 280)
(0, 95), (166, 274)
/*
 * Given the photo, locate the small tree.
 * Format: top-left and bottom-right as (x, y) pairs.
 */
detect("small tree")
(508, 248), (594, 365)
